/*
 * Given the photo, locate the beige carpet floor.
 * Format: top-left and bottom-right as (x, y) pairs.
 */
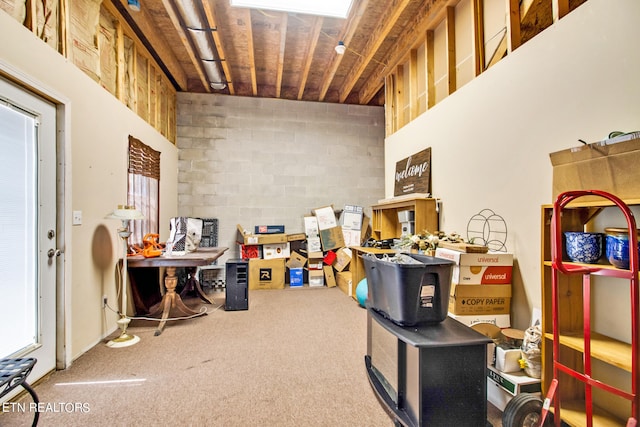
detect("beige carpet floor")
(1, 286), (502, 426)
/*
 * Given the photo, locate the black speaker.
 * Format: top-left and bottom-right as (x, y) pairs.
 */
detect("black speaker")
(225, 259), (248, 311)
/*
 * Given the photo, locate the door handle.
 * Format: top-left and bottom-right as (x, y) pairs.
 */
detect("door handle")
(47, 249), (62, 258)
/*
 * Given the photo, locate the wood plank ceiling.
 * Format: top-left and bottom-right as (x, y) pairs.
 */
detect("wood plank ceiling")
(115, 0), (451, 106)
(114, 0), (573, 107)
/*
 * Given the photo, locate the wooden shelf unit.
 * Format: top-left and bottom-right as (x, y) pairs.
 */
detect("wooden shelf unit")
(370, 197), (439, 240)
(541, 197), (640, 426)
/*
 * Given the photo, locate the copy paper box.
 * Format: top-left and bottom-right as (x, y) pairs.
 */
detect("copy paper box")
(435, 248), (513, 284)
(448, 283), (512, 315)
(448, 312), (511, 329)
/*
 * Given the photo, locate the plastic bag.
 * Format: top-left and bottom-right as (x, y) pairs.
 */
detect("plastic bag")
(520, 323), (542, 378)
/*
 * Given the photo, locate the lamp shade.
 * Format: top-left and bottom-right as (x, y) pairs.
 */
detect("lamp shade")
(335, 41), (346, 55)
(105, 205), (144, 221)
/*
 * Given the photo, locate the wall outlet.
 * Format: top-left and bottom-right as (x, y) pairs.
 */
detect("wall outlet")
(102, 295), (108, 307)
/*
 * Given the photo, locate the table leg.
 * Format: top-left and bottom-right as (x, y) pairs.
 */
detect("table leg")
(179, 267), (214, 304)
(151, 267), (205, 336)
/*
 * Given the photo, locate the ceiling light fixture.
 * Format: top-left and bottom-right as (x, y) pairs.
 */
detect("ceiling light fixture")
(335, 41), (346, 55)
(127, 0), (141, 12)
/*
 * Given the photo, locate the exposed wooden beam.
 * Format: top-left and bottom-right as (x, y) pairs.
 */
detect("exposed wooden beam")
(244, 8), (258, 96)
(275, 13), (288, 98)
(506, 0), (521, 52)
(116, 20), (125, 101)
(162, 0), (210, 92)
(395, 64), (404, 128)
(202, 1), (235, 94)
(446, 6), (456, 95)
(113, 0), (189, 91)
(318, 0), (369, 102)
(384, 74), (394, 135)
(486, 32), (507, 68)
(338, 0), (414, 103)
(297, 17), (323, 100)
(426, 30), (435, 109)
(359, 0), (451, 105)
(473, 0), (485, 76)
(409, 49), (418, 120)
(552, 0), (570, 21)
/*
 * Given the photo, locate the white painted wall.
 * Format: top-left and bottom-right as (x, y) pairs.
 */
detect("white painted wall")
(0, 12), (179, 364)
(384, 0), (640, 329)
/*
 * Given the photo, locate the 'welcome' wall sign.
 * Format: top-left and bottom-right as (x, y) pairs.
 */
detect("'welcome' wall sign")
(394, 147), (431, 197)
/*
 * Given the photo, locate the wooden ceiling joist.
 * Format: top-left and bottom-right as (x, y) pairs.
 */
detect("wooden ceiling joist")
(338, 0), (413, 103)
(275, 13), (288, 98)
(244, 8), (258, 96)
(359, 0), (451, 105)
(317, 0), (369, 102)
(297, 16), (323, 100)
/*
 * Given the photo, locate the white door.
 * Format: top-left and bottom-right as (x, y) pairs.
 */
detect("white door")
(0, 76), (58, 399)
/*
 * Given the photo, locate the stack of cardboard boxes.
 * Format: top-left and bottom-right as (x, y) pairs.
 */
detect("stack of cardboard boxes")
(434, 247), (513, 328)
(236, 205), (369, 291)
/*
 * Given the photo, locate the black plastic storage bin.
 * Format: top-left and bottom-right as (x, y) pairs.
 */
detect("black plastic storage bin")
(362, 253), (456, 326)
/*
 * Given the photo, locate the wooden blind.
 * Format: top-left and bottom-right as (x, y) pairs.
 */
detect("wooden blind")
(128, 135), (160, 180)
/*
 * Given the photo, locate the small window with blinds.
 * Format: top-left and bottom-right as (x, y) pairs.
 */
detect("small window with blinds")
(127, 135), (160, 247)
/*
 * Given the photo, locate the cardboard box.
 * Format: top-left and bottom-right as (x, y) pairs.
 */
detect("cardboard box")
(286, 251), (307, 269)
(255, 225), (285, 234)
(448, 283), (512, 315)
(237, 224), (287, 245)
(263, 242), (291, 259)
(495, 346), (522, 373)
(287, 233), (306, 242)
(308, 269), (324, 287)
(306, 251), (324, 270)
(448, 312), (511, 329)
(336, 271), (353, 297)
(333, 247), (352, 272)
(323, 265), (336, 288)
(289, 267), (304, 287)
(435, 248), (513, 284)
(313, 205), (338, 230)
(239, 244), (261, 259)
(304, 216), (322, 252)
(319, 226), (345, 251)
(486, 365), (541, 411)
(341, 205), (363, 247)
(550, 137), (640, 201)
(249, 258), (285, 290)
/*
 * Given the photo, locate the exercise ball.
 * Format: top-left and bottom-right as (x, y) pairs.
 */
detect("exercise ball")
(356, 278), (368, 308)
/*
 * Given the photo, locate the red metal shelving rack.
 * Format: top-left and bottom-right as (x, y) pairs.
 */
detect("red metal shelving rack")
(541, 190), (640, 426)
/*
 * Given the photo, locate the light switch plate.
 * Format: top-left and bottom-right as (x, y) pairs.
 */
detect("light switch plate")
(72, 210), (82, 225)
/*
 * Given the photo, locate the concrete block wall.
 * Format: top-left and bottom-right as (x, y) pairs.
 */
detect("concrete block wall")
(176, 93), (386, 262)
